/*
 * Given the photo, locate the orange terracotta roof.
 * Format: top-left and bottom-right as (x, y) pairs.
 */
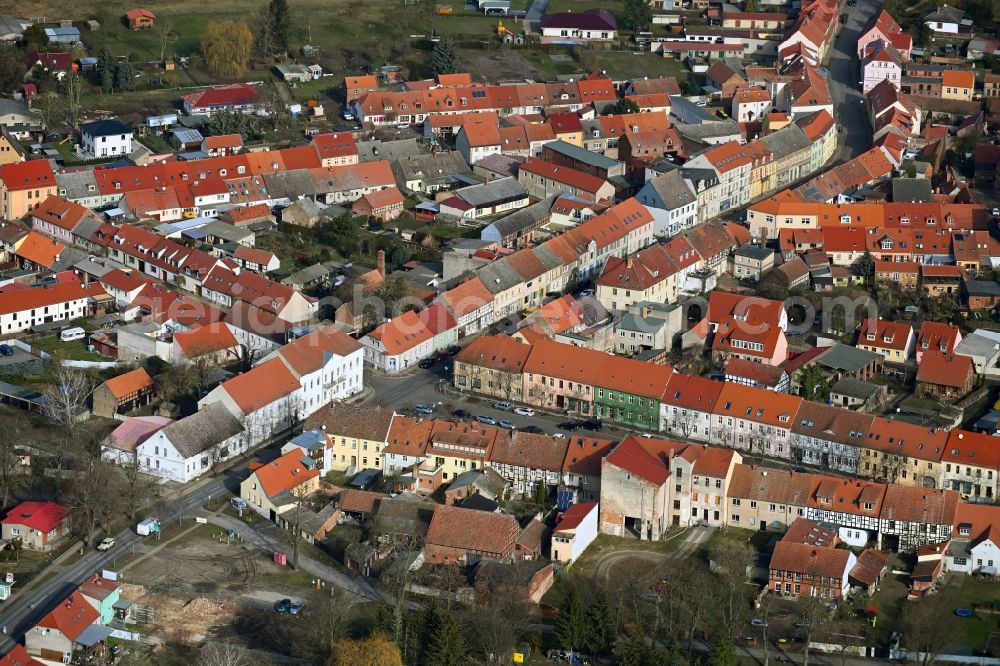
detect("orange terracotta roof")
(103, 367), (153, 400)
(865, 415), (946, 461)
(251, 446), (319, 498)
(367, 309), (432, 354)
(858, 318), (912, 351)
(16, 231), (64, 268)
(942, 70), (974, 89)
(221, 358), (301, 414)
(37, 592), (100, 641)
(276, 325), (362, 375)
(173, 322), (239, 358)
(714, 383), (802, 428)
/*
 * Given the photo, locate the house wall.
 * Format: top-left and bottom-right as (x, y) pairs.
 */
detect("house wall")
(769, 552), (856, 599)
(1, 519), (66, 551)
(552, 505), (598, 563)
(0, 295), (87, 335)
(25, 627), (73, 661)
(598, 460), (670, 540)
(84, 131), (133, 158)
(2, 183), (58, 219)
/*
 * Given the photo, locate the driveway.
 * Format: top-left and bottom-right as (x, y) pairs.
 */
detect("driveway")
(825, 0), (879, 164)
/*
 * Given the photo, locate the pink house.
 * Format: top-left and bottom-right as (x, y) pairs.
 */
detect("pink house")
(857, 10), (912, 61)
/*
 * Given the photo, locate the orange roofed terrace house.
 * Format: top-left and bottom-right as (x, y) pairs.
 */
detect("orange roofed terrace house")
(24, 591), (101, 663)
(857, 319), (915, 365)
(240, 446), (321, 522)
(360, 309), (435, 374)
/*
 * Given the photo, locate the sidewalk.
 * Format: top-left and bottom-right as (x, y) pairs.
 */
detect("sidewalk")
(205, 513), (388, 604)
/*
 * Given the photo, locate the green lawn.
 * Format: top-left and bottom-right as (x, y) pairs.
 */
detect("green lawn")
(30, 335), (110, 361)
(545, 0), (626, 14)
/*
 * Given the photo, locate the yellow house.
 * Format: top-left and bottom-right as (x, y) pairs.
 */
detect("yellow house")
(305, 402), (395, 473)
(0, 160), (57, 219)
(0, 129), (25, 166)
(424, 422), (503, 484)
(241, 447), (321, 521)
(549, 113), (584, 147)
(941, 70), (974, 101)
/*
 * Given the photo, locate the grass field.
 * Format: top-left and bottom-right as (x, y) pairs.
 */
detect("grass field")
(31, 334), (110, 361)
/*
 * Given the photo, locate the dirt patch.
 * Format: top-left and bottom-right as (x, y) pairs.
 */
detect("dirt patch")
(118, 526), (300, 640)
(460, 49), (547, 81)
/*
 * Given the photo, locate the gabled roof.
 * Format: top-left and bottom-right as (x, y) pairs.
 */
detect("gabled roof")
(2, 501), (67, 532)
(173, 322), (239, 358)
(858, 318), (912, 351)
(490, 431), (569, 472)
(441, 276), (493, 318)
(249, 446), (319, 498)
(457, 335), (532, 373)
(917, 350), (973, 388)
(366, 309), (433, 355)
(159, 402), (243, 458)
(425, 504), (520, 554)
(103, 367), (153, 399)
(305, 401), (395, 442)
(604, 435), (674, 486)
(275, 325), (362, 376)
(220, 358), (301, 415)
(770, 540), (852, 578)
(36, 592), (100, 642)
(0, 644), (44, 666)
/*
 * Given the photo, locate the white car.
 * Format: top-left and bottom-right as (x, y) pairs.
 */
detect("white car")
(96, 537), (115, 551)
(396, 123), (411, 130)
(492, 401), (512, 411)
(513, 407), (535, 416)
(553, 433), (566, 439)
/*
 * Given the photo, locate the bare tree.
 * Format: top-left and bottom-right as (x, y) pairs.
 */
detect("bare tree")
(0, 413), (29, 508)
(66, 456), (123, 545)
(157, 21), (174, 65)
(291, 587), (349, 664)
(41, 365), (94, 439)
(756, 590), (777, 666)
(797, 593), (830, 666)
(469, 581), (538, 663)
(709, 542), (754, 641)
(119, 451), (157, 521)
(197, 643), (251, 666)
(669, 408), (698, 440)
(901, 584), (959, 666)
(749, 428), (769, 463)
(285, 483), (311, 569)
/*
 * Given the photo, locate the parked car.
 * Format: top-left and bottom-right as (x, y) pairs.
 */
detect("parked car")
(433, 351), (450, 362)
(414, 404), (434, 415)
(492, 401), (512, 411)
(96, 537), (115, 551)
(274, 598), (292, 613)
(579, 419), (603, 431)
(0, 344), (13, 356)
(418, 358), (435, 369)
(446, 345), (462, 356)
(750, 618), (767, 627)
(522, 425), (544, 434)
(558, 421), (578, 431)
(289, 600), (304, 615)
(477, 415), (498, 425)
(396, 123), (411, 129)
(452, 409), (471, 419)
(498, 419), (516, 430)
(553, 432), (566, 439)
(513, 407), (535, 416)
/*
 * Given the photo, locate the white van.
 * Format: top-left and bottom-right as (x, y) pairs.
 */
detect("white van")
(59, 327), (85, 342)
(136, 517), (160, 536)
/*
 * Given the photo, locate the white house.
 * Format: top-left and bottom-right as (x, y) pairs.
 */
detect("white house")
(136, 403), (245, 482)
(199, 357), (305, 446)
(551, 501), (598, 563)
(80, 118), (133, 158)
(439, 276), (495, 338)
(539, 9), (618, 42)
(635, 170), (698, 236)
(360, 310), (434, 374)
(261, 325), (365, 416)
(0, 281), (91, 335)
(861, 41), (903, 94)
(731, 87), (772, 123)
(925, 4), (965, 35)
(455, 121), (502, 166)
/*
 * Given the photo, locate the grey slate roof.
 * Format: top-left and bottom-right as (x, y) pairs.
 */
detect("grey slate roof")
(533, 244), (563, 271)
(760, 125), (811, 160)
(80, 118), (131, 138)
(357, 138), (422, 163)
(543, 139), (620, 171)
(966, 281), (1000, 297)
(891, 178), (934, 203)
(675, 120), (742, 143)
(394, 150), (471, 187)
(56, 170), (99, 202)
(646, 170), (697, 209)
(734, 244), (774, 261)
(830, 377), (882, 401)
(455, 176), (527, 207)
(478, 259), (524, 294)
(816, 344), (882, 373)
(669, 96), (719, 124)
(263, 169), (316, 200)
(160, 402), (244, 459)
(484, 194), (556, 237)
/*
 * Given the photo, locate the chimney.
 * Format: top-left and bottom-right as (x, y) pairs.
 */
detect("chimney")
(377, 249), (386, 277)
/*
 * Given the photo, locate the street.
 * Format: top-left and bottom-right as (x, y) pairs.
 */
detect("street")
(0, 467), (239, 648)
(826, 0), (878, 164)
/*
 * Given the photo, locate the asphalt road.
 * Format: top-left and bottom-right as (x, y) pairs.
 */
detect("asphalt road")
(0, 467), (242, 647)
(826, 0), (878, 164)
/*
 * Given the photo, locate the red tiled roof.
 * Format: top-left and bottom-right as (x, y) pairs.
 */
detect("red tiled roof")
(917, 350), (973, 388)
(367, 310), (432, 354)
(770, 540), (852, 579)
(425, 504), (520, 555)
(604, 435), (672, 485)
(36, 592), (99, 641)
(0, 281), (89, 316)
(457, 335), (531, 372)
(519, 158), (608, 197)
(859, 318), (912, 351)
(0, 160), (55, 192)
(183, 84), (260, 110)
(554, 501), (597, 533)
(2, 501), (68, 533)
